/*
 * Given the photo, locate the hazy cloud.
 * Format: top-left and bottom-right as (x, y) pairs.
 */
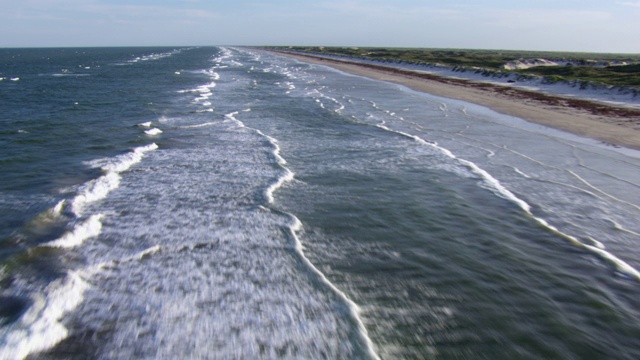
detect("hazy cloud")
(0, 0), (638, 51)
(618, 1), (640, 7)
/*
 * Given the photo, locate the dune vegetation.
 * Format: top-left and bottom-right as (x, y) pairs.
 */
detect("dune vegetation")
(273, 47), (640, 87)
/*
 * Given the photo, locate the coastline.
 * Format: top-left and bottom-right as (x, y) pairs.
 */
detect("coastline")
(271, 51), (640, 151)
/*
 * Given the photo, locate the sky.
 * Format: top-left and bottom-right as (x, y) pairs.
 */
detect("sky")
(1, 0), (639, 53)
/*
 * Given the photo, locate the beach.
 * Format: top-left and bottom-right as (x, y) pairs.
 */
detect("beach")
(274, 51), (640, 151)
(3, 47), (640, 359)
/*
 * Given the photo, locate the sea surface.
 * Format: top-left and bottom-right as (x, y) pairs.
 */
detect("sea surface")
(0, 47), (639, 359)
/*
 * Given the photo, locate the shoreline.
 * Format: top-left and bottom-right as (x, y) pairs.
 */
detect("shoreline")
(271, 51), (640, 151)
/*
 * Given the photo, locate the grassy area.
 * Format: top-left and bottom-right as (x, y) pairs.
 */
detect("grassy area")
(524, 64), (640, 87)
(270, 47), (640, 87)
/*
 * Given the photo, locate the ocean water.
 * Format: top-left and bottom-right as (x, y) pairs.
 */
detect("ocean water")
(0, 46), (639, 359)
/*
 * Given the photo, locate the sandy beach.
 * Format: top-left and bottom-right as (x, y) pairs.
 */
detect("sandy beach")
(274, 51), (640, 151)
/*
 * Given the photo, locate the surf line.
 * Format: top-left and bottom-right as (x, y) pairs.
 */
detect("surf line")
(224, 110), (381, 359)
(35, 142), (159, 250)
(373, 122), (640, 282)
(0, 243), (166, 359)
(5, 143), (161, 359)
(0, 271), (90, 360)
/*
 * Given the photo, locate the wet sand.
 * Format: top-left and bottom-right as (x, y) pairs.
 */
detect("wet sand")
(273, 51), (640, 151)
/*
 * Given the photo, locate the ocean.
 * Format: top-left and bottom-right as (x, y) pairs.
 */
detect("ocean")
(0, 46), (639, 359)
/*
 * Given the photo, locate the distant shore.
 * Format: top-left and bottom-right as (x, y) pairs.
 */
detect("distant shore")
(272, 51), (640, 151)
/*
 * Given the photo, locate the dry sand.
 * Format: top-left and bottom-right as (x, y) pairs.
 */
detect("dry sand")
(274, 51), (640, 151)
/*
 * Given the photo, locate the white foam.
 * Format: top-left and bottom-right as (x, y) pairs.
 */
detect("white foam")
(376, 122), (530, 210)
(52, 73), (89, 77)
(585, 245), (640, 279)
(89, 143), (158, 173)
(225, 106), (380, 357)
(134, 245), (162, 260)
(567, 170), (640, 212)
(137, 121), (152, 128)
(23, 200), (68, 236)
(193, 96), (211, 104)
(42, 214), (104, 248)
(127, 49), (183, 64)
(608, 219), (640, 237)
(585, 236), (606, 250)
(10, 77), (20, 81)
(225, 109), (294, 203)
(51, 200), (66, 216)
(459, 159), (640, 280)
(513, 167), (531, 178)
(285, 212), (380, 359)
(186, 80), (217, 105)
(71, 144), (158, 215)
(145, 128), (163, 136)
(3, 143), (160, 356)
(180, 81), (217, 99)
(459, 158), (532, 212)
(178, 122), (219, 129)
(265, 169), (294, 204)
(225, 111), (241, 123)
(372, 121), (640, 281)
(202, 69), (220, 80)
(199, 81), (217, 91)
(0, 272), (90, 359)
(70, 172), (121, 216)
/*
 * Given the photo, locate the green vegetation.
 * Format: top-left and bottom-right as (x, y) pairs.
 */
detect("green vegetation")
(525, 64), (640, 87)
(269, 47), (640, 87)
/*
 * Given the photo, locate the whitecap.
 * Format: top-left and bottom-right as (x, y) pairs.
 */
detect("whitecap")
(178, 122), (219, 129)
(214, 108), (380, 358)
(145, 128), (163, 136)
(52, 73), (89, 77)
(285, 212), (380, 360)
(372, 122), (640, 281)
(70, 173), (120, 216)
(24, 200), (68, 234)
(88, 143), (158, 173)
(0, 272), (90, 359)
(71, 144), (158, 215)
(41, 214), (104, 248)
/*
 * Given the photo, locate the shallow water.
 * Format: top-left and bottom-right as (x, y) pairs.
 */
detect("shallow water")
(0, 47), (639, 359)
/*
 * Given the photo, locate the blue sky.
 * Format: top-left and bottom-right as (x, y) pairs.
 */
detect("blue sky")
(1, 0), (639, 52)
